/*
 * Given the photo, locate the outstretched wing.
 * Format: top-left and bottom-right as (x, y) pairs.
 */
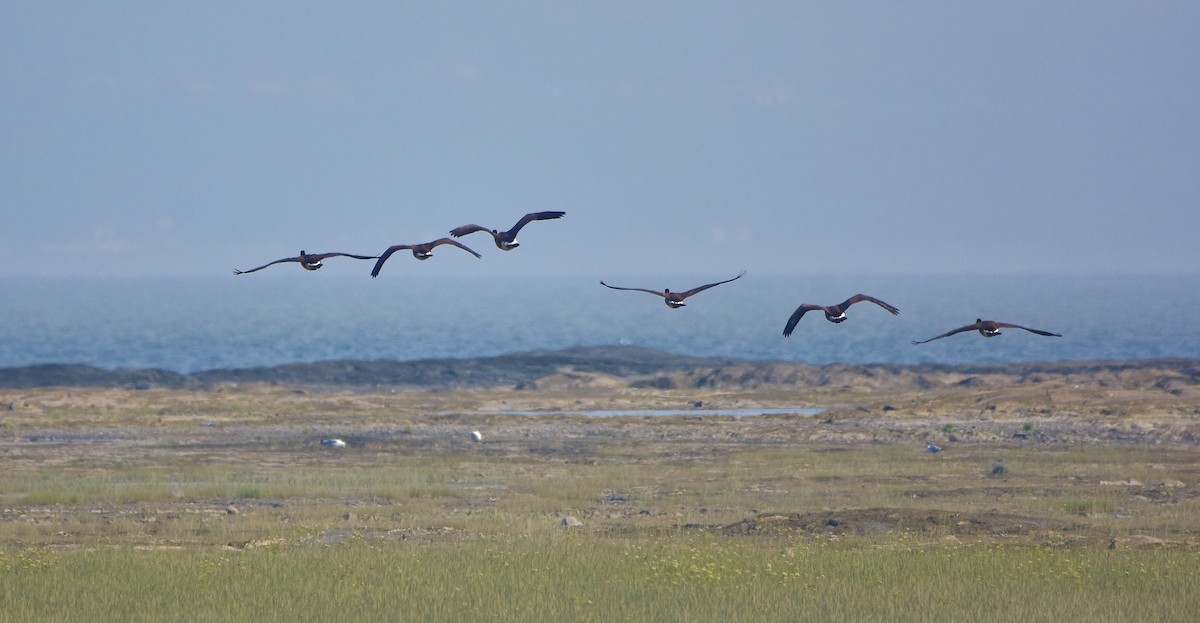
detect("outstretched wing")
(676, 271), (747, 299)
(449, 224), (491, 238)
(431, 238), (482, 258)
(370, 245), (411, 278)
(599, 281), (665, 298)
(782, 304), (823, 337)
(841, 294), (900, 315)
(911, 323), (977, 345)
(995, 322), (1062, 337)
(507, 211), (566, 235)
(310, 252), (379, 261)
(233, 256), (298, 275)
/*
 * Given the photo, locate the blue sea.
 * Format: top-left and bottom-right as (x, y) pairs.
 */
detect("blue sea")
(1, 273), (1196, 373)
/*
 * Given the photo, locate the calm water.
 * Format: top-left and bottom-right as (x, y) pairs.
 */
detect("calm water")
(1, 273), (1196, 372)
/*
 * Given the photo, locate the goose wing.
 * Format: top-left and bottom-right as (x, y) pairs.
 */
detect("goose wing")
(675, 271), (747, 299)
(370, 245), (413, 278)
(506, 211), (566, 235)
(233, 256), (298, 275)
(599, 282), (666, 298)
(430, 237), (482, 258)
(994, 322), (1062, 337)
(782, 304), (824, 337)
(449, 224), (492, 238)
(912, 323), (978, 345)
(840, 294), (900, 315)
(309, 252), (380, 261)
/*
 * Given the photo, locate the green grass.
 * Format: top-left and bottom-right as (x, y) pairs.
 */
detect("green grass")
(1, 535), (1196, 622)
(3, 384), (1199, 622)
(1061, 496), (1118, 515)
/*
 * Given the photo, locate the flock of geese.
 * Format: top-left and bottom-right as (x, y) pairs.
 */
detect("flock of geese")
(234, 211), (1062, 345)
(232, 211), (567, 277)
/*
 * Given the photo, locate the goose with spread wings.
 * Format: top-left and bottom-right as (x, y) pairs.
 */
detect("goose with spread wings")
(912, 319), (1062, 344)
(449, 211), (566, 250)
(233, 250), (379, 275)
(599, 271), (746, 308)
(370, 238), (482, 278)
(782, 294), (900, 337)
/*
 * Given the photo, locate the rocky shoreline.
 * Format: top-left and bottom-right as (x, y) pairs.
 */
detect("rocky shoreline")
(1, 344), (1198, 393)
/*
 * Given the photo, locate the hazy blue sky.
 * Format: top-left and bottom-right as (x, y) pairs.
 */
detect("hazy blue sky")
(3, 2), (1197, 277)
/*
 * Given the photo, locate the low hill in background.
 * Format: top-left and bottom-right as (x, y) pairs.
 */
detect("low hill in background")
(0, 346), (735, 390)
(1, 345), (1197, 393)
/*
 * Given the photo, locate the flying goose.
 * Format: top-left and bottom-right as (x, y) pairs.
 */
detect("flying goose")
(370, 238), (482, 277)
(912, 319), (1062, 344)
(782, 294), (900, 337)
(449, 211), (566, 250)
(233, 250), (379, 275)
(599, 271), (746, 308)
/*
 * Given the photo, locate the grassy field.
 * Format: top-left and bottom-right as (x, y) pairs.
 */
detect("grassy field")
(1, 379), (1198, 621)
(3, 534), (1197, 622)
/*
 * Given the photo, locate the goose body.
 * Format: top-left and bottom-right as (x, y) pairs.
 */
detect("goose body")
(912, 319), (1062, 344)
(600, 272), (746, 308)
(782, 294), (900, 337)
(370, 238), (482, 277)
(450, 211), (566, 250)
(234, 250), (378, 275)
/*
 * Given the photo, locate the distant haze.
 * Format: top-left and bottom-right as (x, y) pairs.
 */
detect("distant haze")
(3, 3), (1198, 277)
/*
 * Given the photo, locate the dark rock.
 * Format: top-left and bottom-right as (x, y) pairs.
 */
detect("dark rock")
(0, 364), (190, 390)
(2, 348), (1197, 393)
(629, 376), (676, 389)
